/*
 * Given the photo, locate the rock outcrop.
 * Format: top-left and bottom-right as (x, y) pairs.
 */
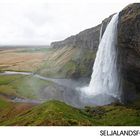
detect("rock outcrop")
(118, 3), (140, 102)
(50, 3), (140, 103)
(50, 15), (113, 79)
(51, 15), (113, 50)
(51, 25), (101, 50)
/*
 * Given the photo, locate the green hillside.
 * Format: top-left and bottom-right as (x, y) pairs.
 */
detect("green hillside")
(1, 99), (140, 126)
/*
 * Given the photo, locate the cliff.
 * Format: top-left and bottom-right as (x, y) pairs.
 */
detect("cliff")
(51, 25), (101, 50)
(48, 4), (140, 102)
(118, 3), (140, 102)
(47, 15), (112, 78)
(51, 15), (113, 50)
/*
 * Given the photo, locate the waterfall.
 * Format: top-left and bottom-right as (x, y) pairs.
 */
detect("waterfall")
(81, 13), (122, 102)
(99, 23), (103, 42)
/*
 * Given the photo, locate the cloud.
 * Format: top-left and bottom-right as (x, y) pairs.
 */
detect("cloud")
(0, 1), (138, 45)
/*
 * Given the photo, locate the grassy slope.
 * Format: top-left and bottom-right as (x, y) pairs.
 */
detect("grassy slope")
(85, 103), (140, 126)
(57, 48), (96, 78)
(0, 96), (35, 124)
(0, 100), (140, 126)
(0, 100), (93, 126)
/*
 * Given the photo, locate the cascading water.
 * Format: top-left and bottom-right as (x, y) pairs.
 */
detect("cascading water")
(80, 13), (122, 104)
(99, 23), (103, 42)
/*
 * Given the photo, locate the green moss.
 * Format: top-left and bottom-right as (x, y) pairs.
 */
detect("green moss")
(85, 104), (140, 126)
(0, 100), (140, 126)
(0, 100), (93, 126)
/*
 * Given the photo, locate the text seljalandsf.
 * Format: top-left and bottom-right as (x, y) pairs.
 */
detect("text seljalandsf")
(100, 130), (140, 136)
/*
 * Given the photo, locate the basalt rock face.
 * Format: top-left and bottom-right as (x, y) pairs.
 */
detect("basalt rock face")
(51, 15), (112, 50)
(51, 25), (101, 50)
(50, 15), (112, 79)
(118, 3), (140, 102)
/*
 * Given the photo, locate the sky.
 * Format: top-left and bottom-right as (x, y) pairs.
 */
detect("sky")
(0, 0), (139, 45)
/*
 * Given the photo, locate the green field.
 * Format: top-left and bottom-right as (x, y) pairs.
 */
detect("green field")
(0, 74), (51, 99)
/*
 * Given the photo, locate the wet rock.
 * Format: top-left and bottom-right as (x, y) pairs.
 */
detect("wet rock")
(118, 3), (140, 102)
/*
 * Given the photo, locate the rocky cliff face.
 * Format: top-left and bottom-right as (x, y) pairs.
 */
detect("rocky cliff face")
(51, 25), (101, 50)
(118, 3), (140, 102)
(50, 3), (140, 103)
(49, 15), (112, 78)
(51, 15), (112, 50)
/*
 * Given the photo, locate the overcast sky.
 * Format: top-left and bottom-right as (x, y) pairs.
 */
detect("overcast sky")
(0, 0), (139, 45)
